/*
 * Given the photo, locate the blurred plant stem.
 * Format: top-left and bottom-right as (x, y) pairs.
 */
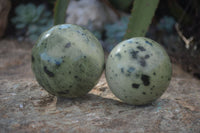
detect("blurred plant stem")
(167, 0), (191, 25)
(54, 0), (70, 25)
(124, 0), (159, 39)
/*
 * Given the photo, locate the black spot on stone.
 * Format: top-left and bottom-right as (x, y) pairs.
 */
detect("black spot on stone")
(65, 42), (71, 48)
(141, 74), (150, 86)
(142, 92), (146, 95)
(153, 72), (156, 75)
(31, 55), (35, 62)
(130, 49), (139, 59)
(126, 73), (131, 77)
(161, 76), (164, 79)
(125, 96), (127, 99)
(55, 60), (61, 67)
(137, 46), (146, 51)
(144, 55), (150, 59)
(69, 85), (72, 88)
(132, 83), (140, 89)
(168, 77), (171, 81)
(145, 40), (153, 46)
(84, 56), (87, 59)
(121, 68), (124, 73)
(44, 66), (54, 77)
(115, 74), (118, 77)
(135, 74), (140, 78)
(124, 50), (127, 53)
(139, 58), (146, 67)
(79, 64), (85, 73)
(69, 71), (71, 74)
(150, 92), (153, 94)
(42, 42), (47, 48)
(115, 53), (121, 60)
(135, 42), (139, 44)
(123, 44), (125, 47)
(135, 99), (139, 102)
(74, 75), (82, 81)
(127, 67), (135, 73)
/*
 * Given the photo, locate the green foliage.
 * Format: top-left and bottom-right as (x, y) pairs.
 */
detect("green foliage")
(82, 20), (102, 40)
(11, 3), (53, 41)
(124, 0), (159, 39)
(54, 0), (70, 25)
(157, 16), (176, 33)
(167, 0), (191, 25)
(108, 0), (133, 11)
(48, 0), (57, 4)
(104, 16), (129, 51)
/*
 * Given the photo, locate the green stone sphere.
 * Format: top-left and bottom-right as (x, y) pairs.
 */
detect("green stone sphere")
(105, 37), (172, 105)
(32, 24), (104, 98)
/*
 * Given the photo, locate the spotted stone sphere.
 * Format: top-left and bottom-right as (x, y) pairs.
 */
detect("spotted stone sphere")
(106, 37), (172, 105)
(32, 24), (104, 98)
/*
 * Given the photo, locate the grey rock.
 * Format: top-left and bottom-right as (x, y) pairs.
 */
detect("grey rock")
(0, 74), (200, 133)
(66, 0), (118, 30)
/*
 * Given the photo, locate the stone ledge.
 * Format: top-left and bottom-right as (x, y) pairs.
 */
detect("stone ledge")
(0, 75), (199, 133)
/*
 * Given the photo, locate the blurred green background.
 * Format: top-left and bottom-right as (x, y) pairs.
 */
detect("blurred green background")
(0, 0), (200, 79)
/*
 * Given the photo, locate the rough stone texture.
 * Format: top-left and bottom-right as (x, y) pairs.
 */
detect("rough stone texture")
(0, 75), (200, 133)
(0, 0), (11, 38)
(66, 0), (118, 30)
(0, 40), (200, 132)
(0, 40), (33, 80)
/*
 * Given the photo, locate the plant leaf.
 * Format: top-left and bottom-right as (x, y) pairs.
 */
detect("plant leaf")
(27, 25), (38, 34)
(54, 0), (70, 25)
(15, 4), (25, 15)
(124, 0), (159, 39)
(16, 23), (26, 29)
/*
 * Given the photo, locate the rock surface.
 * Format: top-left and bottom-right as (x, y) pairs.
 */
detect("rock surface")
(66, 0), (118, 30)
(0, 40), (200, 133)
